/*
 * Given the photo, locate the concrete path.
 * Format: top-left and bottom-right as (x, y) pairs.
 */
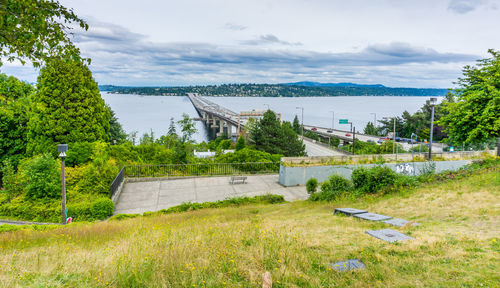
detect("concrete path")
(114, 175), (308, 215)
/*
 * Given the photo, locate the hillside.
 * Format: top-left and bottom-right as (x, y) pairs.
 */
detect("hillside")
(100, 83), (449, 97)
(0, 167), (498, 287)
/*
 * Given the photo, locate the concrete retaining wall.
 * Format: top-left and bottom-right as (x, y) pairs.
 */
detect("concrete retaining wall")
(278, 160), (473, 186)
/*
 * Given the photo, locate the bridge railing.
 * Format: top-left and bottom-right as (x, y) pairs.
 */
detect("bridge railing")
(123, 162), (280, 178)
(110, 167), (125, 199)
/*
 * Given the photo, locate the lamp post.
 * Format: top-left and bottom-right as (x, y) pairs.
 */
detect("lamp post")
(383, 117), (396, 155)
(296, 107), (304, 139)
(428, 97), (437, 160)
(58, 144), (68, 224)
(330, 111), (335, 130)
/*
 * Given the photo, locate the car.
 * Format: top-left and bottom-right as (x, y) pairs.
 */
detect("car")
(367, 139), (374, 143)
(345, 133), (351, 136)
(311, 127), (317, 131)
(377, 139), (384, 144)
(326, 130), (333, 133)
(407, 139), (417, 144)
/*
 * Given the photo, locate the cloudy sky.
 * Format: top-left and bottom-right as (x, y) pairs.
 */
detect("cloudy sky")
(2, 0), (500, 87)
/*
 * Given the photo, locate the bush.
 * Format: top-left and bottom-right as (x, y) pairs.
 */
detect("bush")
(310, 174), (352, 201)
(351, 166), (369, 191)
(65, 142), (94, 167)
(109, 213), (141, 221)
(306, 177), (318, 194)
(90, 198), (114, 220)
(365, 165), (398, 193)
(22, 154), (61, 199)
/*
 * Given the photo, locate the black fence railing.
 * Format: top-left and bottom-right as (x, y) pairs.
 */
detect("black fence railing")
(110, 167), (125, 198)
(124, 162), (280, 178)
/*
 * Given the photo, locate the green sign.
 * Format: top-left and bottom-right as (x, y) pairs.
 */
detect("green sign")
(339, 119), (349, 124)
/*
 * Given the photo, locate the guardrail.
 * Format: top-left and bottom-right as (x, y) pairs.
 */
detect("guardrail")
(110, 167), (125, 199)
(124, 162), (280, 178)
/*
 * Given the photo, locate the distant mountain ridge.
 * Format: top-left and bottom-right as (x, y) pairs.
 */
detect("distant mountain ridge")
(99, 83), (449, 97)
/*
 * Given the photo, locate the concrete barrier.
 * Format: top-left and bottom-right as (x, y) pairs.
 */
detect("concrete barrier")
(278, 160), (473, 186)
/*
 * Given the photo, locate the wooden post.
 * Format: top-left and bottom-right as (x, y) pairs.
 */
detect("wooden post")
(61, 157), (66, 224)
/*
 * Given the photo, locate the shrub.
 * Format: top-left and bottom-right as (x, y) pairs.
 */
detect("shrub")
(65, 142), (94, 167)
(109, 213), (141, 221)
(235, 136), (246, 151)
(90, 198), (114, 220)
(310, 174), (352, 201)
(306, 177), (318, 194)
(67, 201), (92, 221)
(22, 154), (61, 199)
(366, 165), (397, 193)
(351, 166), (369, 192)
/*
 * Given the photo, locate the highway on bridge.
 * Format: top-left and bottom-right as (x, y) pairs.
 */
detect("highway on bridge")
(301, 137), (347, 156)
(303, 125), (443, 152)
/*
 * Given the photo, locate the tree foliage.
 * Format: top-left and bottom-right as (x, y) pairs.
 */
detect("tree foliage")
(440, 50), (500, 144)
(249, 110), (305, 157)
(363, 121), (377, 136)
(27, 58), (110, 155)
(235, 136), (246, 151)
(0, 74), (34, 174)
(108, 105), (127, 144)
(292, 115), (301, 134)
(177, 113), (196, 143)
(0, 0), (88, 67)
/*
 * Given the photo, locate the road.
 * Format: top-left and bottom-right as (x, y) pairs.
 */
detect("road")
(301, 137), (346, 156)
(303, 125), (443, 152)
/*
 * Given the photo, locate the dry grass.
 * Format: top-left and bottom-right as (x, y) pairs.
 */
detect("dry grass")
(0, 170), (499, 287)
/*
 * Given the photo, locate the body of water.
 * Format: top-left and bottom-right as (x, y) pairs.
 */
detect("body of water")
(102, 92), (443, 143)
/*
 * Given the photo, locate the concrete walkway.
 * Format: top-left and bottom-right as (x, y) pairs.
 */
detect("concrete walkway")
(114, 175), (308, 215)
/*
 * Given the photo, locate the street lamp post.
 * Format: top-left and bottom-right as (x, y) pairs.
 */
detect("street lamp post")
(58, 144), (68, 224)
(330, 111), (335, 130)
(296, 107), (304, 139)
(428, 97), (437, 160)
(383, 117), (396, 156)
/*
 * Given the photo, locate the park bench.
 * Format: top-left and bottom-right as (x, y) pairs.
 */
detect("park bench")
(230, 176), (247, 184)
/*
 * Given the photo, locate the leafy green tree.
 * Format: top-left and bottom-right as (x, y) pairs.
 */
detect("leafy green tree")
(139, 130), (155, 145)
(27, 58), (110, 155)
(0, 0), (88, 67)
(22, 154), (61, 199)
(177, 113), (196, 143)
(363, 121), (377, 136)
(440, 50), (500, 144)
(250, 111), (305, 156)
(235, 136), (246, 151)
(292, 115), (301, 134)
(0, 74), (34, 175)
(108, 105), (127, 144)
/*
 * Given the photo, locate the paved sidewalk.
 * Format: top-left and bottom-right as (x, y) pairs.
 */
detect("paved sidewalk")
(114, 175), (307, 215)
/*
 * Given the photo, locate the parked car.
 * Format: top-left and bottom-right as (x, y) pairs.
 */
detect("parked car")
(311, 127), (317, 131)
(377, 139), (385, 144)
(367, 139), (374, 143)
(407, 139), (417, 144)
(326, 130), (333, 133)
(345, 133), (351, 137)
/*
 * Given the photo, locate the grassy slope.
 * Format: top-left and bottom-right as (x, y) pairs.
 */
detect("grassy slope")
(0, 170), (499, 287)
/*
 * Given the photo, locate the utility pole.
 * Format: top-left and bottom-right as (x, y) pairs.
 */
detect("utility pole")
(428, 98), (437, 160)
(330, 111), (335, 130)
(370, 112), (377, 128)
(352, 127), (356, 155)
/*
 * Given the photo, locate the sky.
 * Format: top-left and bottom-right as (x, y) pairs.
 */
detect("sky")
(2, 0), (500, 88)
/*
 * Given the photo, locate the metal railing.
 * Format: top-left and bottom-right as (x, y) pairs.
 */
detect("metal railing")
(124, 162), (280, 178)
(110, 167), (125, 198)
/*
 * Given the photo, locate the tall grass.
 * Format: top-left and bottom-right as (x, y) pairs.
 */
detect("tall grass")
(0, 170), (498, 287)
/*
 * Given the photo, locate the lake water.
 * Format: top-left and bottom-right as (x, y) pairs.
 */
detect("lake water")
(102, 92), (443, 143)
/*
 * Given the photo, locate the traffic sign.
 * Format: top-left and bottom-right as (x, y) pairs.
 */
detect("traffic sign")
(339, 119), (348, 124)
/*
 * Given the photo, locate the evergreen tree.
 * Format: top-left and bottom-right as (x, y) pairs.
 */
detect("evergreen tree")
(250, 110), (305, 156)
(363, 122), (377, 136)
(167, 117), (177, 136)
(108, 105), (127, 144)
(235, 136), (246, 151)
(27, 58), (110, 155)
(292, 115), (301, 134)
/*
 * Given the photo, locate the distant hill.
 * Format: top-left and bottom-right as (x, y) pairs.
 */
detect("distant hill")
(284, 81), (386, 88)
(99, 83), (449, 97)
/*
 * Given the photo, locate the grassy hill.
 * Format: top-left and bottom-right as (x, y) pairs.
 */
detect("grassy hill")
(0, 167), (499, 287)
